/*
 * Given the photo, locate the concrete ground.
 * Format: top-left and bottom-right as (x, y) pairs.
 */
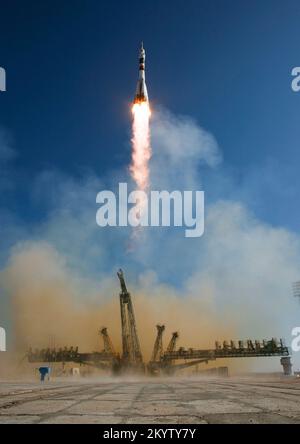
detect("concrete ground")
(0, 376), (300, 424)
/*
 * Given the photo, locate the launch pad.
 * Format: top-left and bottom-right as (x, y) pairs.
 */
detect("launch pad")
(1, 377), (300, 424)
(28, 269), (291, 376)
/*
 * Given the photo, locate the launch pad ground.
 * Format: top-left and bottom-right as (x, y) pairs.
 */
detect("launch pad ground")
(0, 377), (300, 424)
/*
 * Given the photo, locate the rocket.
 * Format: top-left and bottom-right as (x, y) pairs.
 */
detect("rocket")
(133, 42), (149, 104)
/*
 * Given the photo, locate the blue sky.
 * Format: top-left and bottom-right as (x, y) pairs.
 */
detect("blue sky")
(0, 0), (300, 365)
(1, 1), (300, 358)
(0, 0), (300, 231)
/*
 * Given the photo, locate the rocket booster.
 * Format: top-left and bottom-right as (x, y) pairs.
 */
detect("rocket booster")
(133, 42), (148, 104)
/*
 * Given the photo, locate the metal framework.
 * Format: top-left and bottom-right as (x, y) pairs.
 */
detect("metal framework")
(150, 324), (165, 362)
(158, 338), (289, 374)
(27, 270), (292, 376)
(117, 269), (143, 367)
(99, 327), (116, 356)
(166, 332), (179, 353)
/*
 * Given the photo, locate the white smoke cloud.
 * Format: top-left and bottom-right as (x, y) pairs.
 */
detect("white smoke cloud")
(0, 107), (300, 372)
(150, 107), (221, 190)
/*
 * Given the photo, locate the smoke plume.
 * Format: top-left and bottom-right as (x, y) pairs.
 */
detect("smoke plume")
(0, 107), (300, 373)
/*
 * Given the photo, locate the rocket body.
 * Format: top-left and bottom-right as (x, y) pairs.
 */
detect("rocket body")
(134, 43), (148, 104)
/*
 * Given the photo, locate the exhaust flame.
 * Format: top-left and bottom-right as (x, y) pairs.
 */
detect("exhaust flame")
(130, 102), (151, 192)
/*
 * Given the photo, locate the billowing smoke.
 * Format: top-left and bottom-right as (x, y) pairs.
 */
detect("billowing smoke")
(0, 107), (300, 373)
(1, 242), (235, 360)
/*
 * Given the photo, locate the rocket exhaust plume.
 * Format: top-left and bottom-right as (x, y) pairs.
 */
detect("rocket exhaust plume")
(130, 43), (151, 223)
(130, 102), (151, 191)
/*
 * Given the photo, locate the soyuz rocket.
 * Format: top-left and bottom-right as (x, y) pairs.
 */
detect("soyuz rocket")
(133, 42), (149, 104)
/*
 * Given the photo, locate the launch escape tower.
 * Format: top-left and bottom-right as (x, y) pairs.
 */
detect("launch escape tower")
(117, 269), (144, 369)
